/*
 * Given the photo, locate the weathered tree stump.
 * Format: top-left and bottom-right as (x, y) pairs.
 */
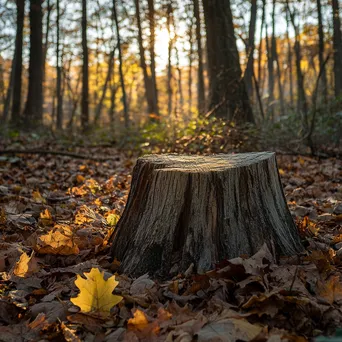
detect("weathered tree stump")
(111, 153), (303, 278)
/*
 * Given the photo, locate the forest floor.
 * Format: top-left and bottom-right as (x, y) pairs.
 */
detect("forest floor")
(0, 136), (342, 341)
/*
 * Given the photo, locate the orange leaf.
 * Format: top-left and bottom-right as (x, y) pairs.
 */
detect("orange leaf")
(13, 251), (40, 277)
(35, 224), (79, 255)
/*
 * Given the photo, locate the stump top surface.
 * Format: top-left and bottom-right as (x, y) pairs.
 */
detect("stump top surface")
(140, 152), (274, 172)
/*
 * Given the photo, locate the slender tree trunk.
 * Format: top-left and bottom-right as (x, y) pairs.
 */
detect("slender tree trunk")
(167, 2), (173, 118)
(113, 0), (129, 128)
(193, 0), (205, 114)
(317, 0), (328, 102)
(271, 0), (285, 117)
(94, 48), (115, 125)
(176, 45), (184, 117)
(332, 0), (342, 97)
(43, 0), (52, 80)
(188, 15), (194, 118)
(81, 0), (89, 131)
(11, 0), (25, 125)
(265, 23), (274, 121)
(203, 0), (254, 123)
(287, 3), (308, 129)
(147, 0), (159, 118)
(42, 0), (52, 110)
(56, 0), (63, 130)
(108, 75), (118, 131)
(245, 0), (257, 100)
(2, 58), (14, 122)
(0, 62), (4, 104)
(24, 0), (44, 126)
(286, 9), (294, 105)
(257, 0), (266, 95)
(134, 0), (156, 118)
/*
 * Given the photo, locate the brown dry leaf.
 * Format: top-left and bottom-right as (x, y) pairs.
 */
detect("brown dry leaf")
(316, 276), (342, 304)
(13, 251), (40, 277)
(197, 318), (264, 341)
(35, 224), (79, 255)
(298, 216), (319, 237)
(61, 322), (81, 342)
(305, 249), (335, 275)
(70, 268), (123, 316)
(0, 207), (6, 224)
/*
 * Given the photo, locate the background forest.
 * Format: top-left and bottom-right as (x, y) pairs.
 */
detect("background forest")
(0, 0), (341, 155)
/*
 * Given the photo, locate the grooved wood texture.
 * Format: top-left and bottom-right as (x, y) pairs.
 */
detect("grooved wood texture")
(110, 152), (303, 278)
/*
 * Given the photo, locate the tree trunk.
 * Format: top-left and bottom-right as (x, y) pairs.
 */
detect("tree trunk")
(317, 0), (328, 102)
(110, 152), (303, 278)
(1, 58), (14, 122)
(332, 0), (342, 97)
(271, 0), (285, 117)
(108, 75), (118, 131)
(286, 9), (294, 106)
(176, 46), (184, 118)
(11, 0), (25, 125)
(42, 0), (52, 111)
(287, 3), (308, 125)
(94, 47), (115, 125)
(24, 0), (43, 126)
(188, 13), (194, 119)
(265, 24), (274, 121)
(147, 0), (159, 119)
(167, 2), (173, 119)
(193, 0), (205, 114)
(81, 0), (89, 132)
(203, 0), (254, 124)
(257, 0), (265, 95)
(56, 0), (63, 130)
(0, 61), (5, 105)
(113, 0), (129, 128)
(134, 0), (156, 118)
(245, 0), (257, 100)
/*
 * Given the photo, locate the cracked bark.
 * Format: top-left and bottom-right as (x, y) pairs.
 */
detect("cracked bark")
(110, 153), (303, 278)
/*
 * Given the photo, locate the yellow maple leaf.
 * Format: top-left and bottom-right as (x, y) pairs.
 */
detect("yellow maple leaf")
(70, 268), (123, 316)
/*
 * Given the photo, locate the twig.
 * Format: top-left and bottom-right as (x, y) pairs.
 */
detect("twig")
(289, 266), (299, 293)
(0, 149), (120, 161)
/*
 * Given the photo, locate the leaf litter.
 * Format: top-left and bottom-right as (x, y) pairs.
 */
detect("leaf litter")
(0, 139), (341, 341)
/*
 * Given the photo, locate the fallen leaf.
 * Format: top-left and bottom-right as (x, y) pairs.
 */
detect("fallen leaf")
(13, 251), (40, 277)
(316, 276), (342, 304)
(39, 208), (53, 226)
(32, 190), (46, 204)
(70, 268), (123, 316)
(127, 309), (149, 330)
(197, 318), (263, 341)
(106, 213), (119, 226)
(35, 224), (79, 255)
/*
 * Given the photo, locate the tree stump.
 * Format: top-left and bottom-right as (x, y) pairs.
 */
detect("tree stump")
(110, 152), (303, 278)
